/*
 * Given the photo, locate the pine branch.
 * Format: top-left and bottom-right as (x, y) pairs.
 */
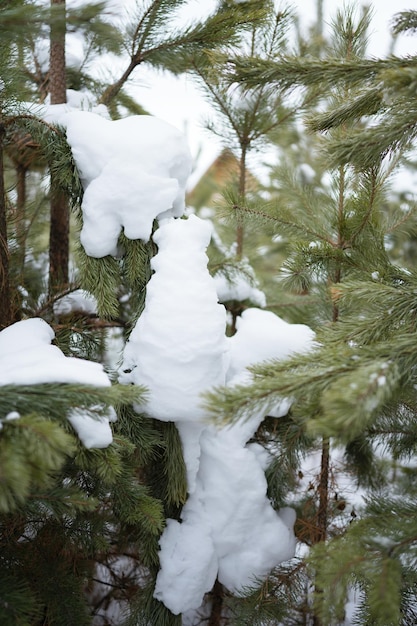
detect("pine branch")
(391, 10), (417, 36)
(325, 104), (417, 169)
(231, 55), (417, 91)
(0, 414), (75, 512)
(307, 88), (383, 132)
(78, 248), (121, 319)
(100, 0), (268, 104)
(309, 492), (417, 624)
(0, 571), (42, 625)
(0, 382), (145, 419)
(221, 197), (336, 246)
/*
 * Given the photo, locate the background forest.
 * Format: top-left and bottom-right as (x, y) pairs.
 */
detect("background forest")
(2, 1), (417, 625)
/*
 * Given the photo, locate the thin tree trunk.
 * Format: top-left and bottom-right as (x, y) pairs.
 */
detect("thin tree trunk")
(49, 185), (69, 292)
(0, 118), (12, 329)
(230, 143), (248, 334)
(49, 0), (66, 105)
(15, 163), (27, 273)
(99, 58), (138, 107)
(208, 579), (224, 626)
(236, 144), (247, 262)
(311, 436), (330, 626)
(49, 0), (69, 293)
(316, 437), (330, 543)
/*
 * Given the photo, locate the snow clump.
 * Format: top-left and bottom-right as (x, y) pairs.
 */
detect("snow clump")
(62, 111), (193, 257)
(58, 109), (316, 613)
(120, 214), (316, 614)
(0, 318), (116, 448)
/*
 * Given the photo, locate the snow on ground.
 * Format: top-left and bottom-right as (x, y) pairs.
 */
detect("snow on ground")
(0, 318), (116, 448)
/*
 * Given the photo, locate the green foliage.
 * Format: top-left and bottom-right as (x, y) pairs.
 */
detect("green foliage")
(309, 491), (417, 625)
(392, 10), (417, 35)
(78, 249), (122, 319)
(0, 382), (145, 511)
(0, 414), (75, 513)
(224, 575), (294, 624)
(4, 0), (417, 624)
(232, 9), (417, 169)
(0, 572), (42, 625)
(122, 579), (182, 626)
(0, 378), (166, 623)
(144, 420), (188, 514)
(127, 0), (270, 72)
(99, 0), (271, 106)
(201, 6), (417, 624)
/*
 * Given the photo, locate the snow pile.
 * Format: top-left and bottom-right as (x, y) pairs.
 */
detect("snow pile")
(28, 89), (109, 125)
(214, 266), (266, 307)
(227, 308), (315, 417)
(0, 318), (116, 448)
(120, 215), (228, 421)
(58, 110), (315, 613)
(62, 111), (192, 257)
(120, 215), (316, 614)
(120, 215), (228, 490)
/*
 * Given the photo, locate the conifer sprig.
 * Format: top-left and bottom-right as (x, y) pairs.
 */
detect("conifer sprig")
(230, 55), (417, 92)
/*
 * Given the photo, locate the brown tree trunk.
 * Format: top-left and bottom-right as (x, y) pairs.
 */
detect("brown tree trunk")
(15, 163), (27, 273)
(0, 118), (12, 329)
(99, 59), (138, 107)
(49, 0), (66, 105)
(49, 185), (69, 292)
(316, 437), (330, 544)
(208, 579), (224, 626)
(311, 437), (331, 626)
(49, 0), (69, 293)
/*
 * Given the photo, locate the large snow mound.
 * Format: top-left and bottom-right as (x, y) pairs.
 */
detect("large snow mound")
(119, 214), (316, 614)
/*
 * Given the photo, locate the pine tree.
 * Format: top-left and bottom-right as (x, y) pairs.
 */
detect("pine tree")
(203, 5), (417, 625)
(187, 4), (302, 333)
(6, 1), (417, 623)
(1, 2), (285, 625)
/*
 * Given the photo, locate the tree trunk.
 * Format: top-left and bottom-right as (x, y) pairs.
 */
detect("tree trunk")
(0, 118), (12, 329)
(15, 163), (27, 274)
(208, 579), (224, 626)
(99, 58), (138, 107)
(49, 185), (69, 292)
(49, 0), (69, 293)
(316, 437), (330, 544)
(49, 0), (66, 105)
(236, 144), (247, 262)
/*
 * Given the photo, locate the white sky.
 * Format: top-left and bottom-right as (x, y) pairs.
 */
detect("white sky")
(122, 0), (417, 186)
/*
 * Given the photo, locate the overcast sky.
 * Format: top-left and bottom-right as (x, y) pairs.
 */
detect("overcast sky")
(124, 0), (417, 186)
